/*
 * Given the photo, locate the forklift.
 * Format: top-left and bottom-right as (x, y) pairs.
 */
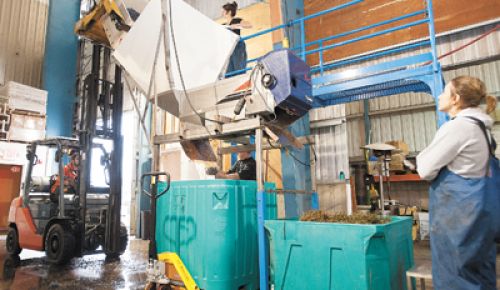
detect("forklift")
(5, 45), (127, 264)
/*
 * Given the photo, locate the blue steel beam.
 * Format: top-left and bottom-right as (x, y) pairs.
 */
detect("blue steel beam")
(313, 53), (433, 86)
(314, 80), (432, 107)
(279, 0), (312, 221)
(310, 40), (431, 73)
(43, 0), (80, 137)
(314, 65), (434, 96)
(292, 9), (426, 51)
(425, 0), (446, 126)
(304, 18), (429, 57)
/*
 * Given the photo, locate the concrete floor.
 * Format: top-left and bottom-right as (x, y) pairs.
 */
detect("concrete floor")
(0, 237), (498, 290)
(0, 236), (148, 290)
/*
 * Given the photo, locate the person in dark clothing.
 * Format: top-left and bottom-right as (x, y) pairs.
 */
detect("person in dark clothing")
(213, 151), (256, 180)
(222, 2), (252, 74)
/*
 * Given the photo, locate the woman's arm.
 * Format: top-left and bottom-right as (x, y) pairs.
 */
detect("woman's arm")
(215, 172), (240, 179)
(230, 20), (252, 30)
(416, 122), (464, 180)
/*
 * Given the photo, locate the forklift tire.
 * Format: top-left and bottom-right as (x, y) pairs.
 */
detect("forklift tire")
(105, 225), (128, 258)
(2, 254), (20, 280)
(6, 227), (22, 255)
(117, 225), (129, 255)
(45, 223), (75, 265)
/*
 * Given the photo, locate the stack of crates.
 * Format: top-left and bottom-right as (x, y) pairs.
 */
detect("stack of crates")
(0, 99), (9, 140)
(0, 81), (48, 142)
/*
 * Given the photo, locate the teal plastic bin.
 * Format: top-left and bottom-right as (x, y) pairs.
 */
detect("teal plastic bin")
(156, 180), (277, 290)
(265, 217), (414, 290)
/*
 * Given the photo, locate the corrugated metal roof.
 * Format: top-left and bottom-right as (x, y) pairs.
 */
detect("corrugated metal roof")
(0, 0), (48, 88)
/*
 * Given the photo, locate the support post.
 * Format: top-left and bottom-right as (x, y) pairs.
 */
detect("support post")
(256, 127), (268, 290)
(299, 19), (306, 60)
(58, 144), (65, 218)
(310, 144), (319, 210)
(44, 0), (80, 137)
(78, 44), (101, 256)
(105, 65), (124, 255)
(426, 0), (446, 126)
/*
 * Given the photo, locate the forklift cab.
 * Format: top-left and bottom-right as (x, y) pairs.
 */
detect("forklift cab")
(23, 139), (82, 236)
(6, 138), (126, 265)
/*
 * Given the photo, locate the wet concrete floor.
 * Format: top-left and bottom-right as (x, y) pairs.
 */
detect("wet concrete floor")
(0, 236), (499, 290)
(0, 236), (148, 290)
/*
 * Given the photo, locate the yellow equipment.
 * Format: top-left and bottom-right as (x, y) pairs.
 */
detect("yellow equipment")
(74, 0), (132, 48)
(145, 252), (199, 290)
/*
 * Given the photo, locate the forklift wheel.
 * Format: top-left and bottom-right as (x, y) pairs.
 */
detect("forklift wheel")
(6, 227), (22, 255)
(2, 255), (20, 280)
(45, 223), (75, 265)
(117, 225), (129, 255)
(105, 225), (129, 258)
(105, 225), (128, 258)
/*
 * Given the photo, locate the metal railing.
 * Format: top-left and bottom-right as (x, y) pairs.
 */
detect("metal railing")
(226, 0), (440, 79)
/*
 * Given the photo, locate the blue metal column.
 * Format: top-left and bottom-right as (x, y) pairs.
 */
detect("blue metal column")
(280, 0), (313, 218)
(43, 0), (80, 137)
(426, 0), (446, 127)
(255, 128), (268, 290)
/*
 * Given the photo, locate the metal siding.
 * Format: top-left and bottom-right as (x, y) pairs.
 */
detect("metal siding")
(493, 125), (500, 159)
(347, 117), (364, 159)
(312, 124), (349, 182)
(444, 60), (500, 94)
(310, 105), (349, 182)
(436, 23), (500, 67)
(0, 0), (48, 87)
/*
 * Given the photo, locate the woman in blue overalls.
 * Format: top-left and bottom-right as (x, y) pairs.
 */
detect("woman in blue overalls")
(221, 2), (252, 75)
(417, 76), (498, 290)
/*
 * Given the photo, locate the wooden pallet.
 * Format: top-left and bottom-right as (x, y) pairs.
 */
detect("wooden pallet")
(9, 108), (46, 117)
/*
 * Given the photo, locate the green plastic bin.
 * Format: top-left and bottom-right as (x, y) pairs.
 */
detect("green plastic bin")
(265, 217), (414, 290)
(156, 180), (277, 290)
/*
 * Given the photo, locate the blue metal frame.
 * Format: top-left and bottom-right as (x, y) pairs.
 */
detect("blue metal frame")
(44, 0), (80, 137)
(256, 189), (267, 290)
(243, 1), (445, 289)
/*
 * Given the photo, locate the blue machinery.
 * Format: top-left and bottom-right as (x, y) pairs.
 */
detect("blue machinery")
(238, 1), (445, 289)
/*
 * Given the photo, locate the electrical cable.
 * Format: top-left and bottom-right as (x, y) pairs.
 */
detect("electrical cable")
(267, 139), (311, 167)
(166, 0), (223, 138)
(423, 24), (500, 65)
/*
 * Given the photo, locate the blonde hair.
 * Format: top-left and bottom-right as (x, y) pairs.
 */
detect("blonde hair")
(451, 76), (497, 114)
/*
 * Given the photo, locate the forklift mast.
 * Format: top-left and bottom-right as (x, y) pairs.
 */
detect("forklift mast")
(77, 44), (124, 257)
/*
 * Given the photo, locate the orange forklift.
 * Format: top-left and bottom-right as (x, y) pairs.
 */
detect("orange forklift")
(5, 45), (128, 264)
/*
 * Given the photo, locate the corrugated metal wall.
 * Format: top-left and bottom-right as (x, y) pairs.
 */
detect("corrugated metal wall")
(310, 22), (500, 186)
(310, 104), (349, 181)
(0, 0), (49, 88)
